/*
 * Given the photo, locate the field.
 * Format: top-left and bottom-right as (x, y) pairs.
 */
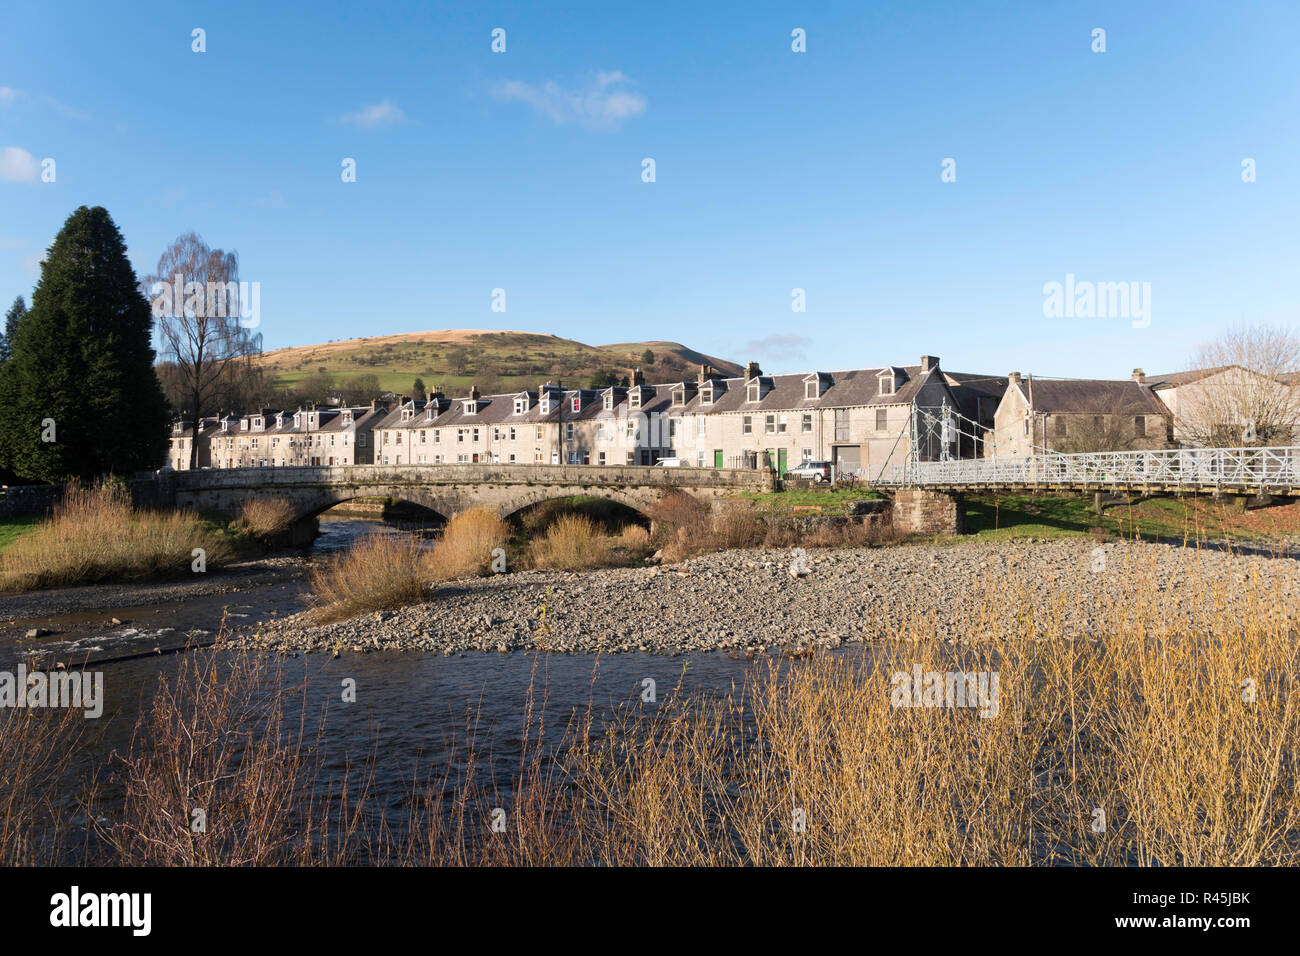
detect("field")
(257, 329), (742, 397)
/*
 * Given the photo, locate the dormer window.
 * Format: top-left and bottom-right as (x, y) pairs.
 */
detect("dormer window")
(425, 404), (436, 422)
(629, 388), (642, 410)
(571, 395), (581, 413)
(293, 413), (301, 428)
(878, 370), (897, 396)
(514, 396), (528, 415)
(746, 382), (760, 402)
(603, 392), (614, 410)
(700, 384), (714, 406)
(463, 400), (478, 415)
(400, 407), (414, 422)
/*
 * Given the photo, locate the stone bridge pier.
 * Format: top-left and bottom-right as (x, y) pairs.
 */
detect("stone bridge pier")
(889, 488), (965, 535)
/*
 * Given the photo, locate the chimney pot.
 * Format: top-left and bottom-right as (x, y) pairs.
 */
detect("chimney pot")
(745, 360), (762, 380)
(1132, 368), (1146, 384)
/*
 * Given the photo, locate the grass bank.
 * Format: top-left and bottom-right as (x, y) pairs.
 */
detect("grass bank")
(0, 484), (235, 592)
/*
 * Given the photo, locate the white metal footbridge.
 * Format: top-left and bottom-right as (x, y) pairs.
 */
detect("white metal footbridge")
(870, 402), (1300, 495)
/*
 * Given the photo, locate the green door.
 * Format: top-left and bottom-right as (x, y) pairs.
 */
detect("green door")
(713, 449), (723, 468)
(777, 448), (788, 475)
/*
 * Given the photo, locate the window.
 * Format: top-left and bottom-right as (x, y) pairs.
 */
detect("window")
(802, 414), (812, 433)
(673, 390), (684, 406)
(472, 428), (480, 442)
(697, 415), (706, 438)
(419, 430), (426, 444)
(358, 433), (367, 447)
(571, 396), (581, 412)
(565, 422), (575, 440)
(508, 427), (516, 441)
(629, 389), (642, 409)
(805, 380), (818, 400)
(603, 393), (613, 410)
(743, 415), (753, 435)
(434, 429), (440, 444)
(802, 448), (812, 462)
(514, 398), (527, 415)
(747, 383), (759, 402)
(764, 414), (775, 435)
(878, 372), (896, 396)
(598, 451), (606, 465)
(697, 451), (705, 468)
(701, 385), (714, 405)
(669, 419), (677, 439)
(834, 409), (850, 442)
(383, 432), (390, 445)
(777, 415), (788, 434)
(876, 409), (888, 431)
(457, 428), (466, 443)
(535, 425), (543, 440)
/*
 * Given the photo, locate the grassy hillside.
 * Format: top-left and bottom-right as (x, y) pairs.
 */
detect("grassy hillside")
(258, 329), (742, 398)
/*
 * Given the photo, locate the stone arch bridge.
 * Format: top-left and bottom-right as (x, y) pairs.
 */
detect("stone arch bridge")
(173, 463), (776, 542)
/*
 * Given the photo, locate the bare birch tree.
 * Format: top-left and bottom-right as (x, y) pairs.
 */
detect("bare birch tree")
(1177, 324), (1300, 447)
(146, 233), (260, 468)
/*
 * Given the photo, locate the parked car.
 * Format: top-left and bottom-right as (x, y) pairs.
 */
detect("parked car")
(785, 460), (832, 482)
(654, 457), (690, 467)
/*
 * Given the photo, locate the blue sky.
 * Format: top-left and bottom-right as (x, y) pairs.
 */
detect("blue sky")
(2, 0), (1297, 379)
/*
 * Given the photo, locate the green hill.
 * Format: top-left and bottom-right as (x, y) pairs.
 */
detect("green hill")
(258, 329), (742, 399)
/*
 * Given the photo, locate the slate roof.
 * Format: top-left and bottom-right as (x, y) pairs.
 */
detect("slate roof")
(1022, 379), (1170, 416)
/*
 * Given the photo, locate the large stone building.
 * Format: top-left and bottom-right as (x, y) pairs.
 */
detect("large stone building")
(986, 370), (1173, 457)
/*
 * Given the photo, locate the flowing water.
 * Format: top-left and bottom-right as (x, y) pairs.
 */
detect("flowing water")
(2, 516), (775, 859)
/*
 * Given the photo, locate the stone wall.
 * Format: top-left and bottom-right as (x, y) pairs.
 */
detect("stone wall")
(0, 473), (176, 518)
(890, 488), (964, 535)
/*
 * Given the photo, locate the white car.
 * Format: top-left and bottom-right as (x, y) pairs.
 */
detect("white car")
(654, 457), (690, 467)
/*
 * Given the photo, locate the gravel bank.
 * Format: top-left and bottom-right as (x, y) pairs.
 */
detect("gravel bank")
(239, 539), (1300, 656)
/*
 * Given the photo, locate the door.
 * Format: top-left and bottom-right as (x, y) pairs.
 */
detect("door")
(777, 448), (788, 475)
(713, 449), (723, 468)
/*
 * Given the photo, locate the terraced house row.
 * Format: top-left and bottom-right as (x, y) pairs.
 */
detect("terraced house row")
(165, 355), (1300, 475)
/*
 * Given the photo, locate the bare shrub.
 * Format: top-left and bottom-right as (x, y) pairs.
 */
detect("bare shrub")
(309, 532), (429, 623)
(528, 514), (611, 569)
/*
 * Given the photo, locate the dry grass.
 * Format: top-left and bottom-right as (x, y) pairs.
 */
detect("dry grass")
(10, 543), (1300, 866)
(656, 498), (897, 563)
(308, 532), (430, 623)
(525, 513), (653, 570)
(427, 508), (510, 581)
(0, 482), (232, 592)
(232, 497), (295, 541)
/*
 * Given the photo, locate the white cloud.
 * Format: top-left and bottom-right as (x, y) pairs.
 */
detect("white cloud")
(0, 146), (39, 183)
(495, 70), (646, 129)
(339, 99), (405, 129)
(0, 87), (20, 107)
(742, 334), (813, 364)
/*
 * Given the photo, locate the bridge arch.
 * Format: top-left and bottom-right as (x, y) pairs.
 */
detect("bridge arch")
(495, 486), (664, 522)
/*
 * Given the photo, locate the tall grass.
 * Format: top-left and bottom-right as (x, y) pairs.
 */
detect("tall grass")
(12, 542), (1300, 866)
(428, 508), (510, 580)
(0, 482), (231, 592)
(309, 532), (430, 623)
(527, 513), (653, 570)
(232, 497), (295, 541)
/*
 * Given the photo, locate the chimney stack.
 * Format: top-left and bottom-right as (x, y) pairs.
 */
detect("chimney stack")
(745, 360), (762, 380)
(1132, 368), (1146, 384)
(632, 368), (645, 386)
(698, 362), (713, 384)
(920, 355), (939, 373)
(469, 383), (480, 400)
(1009, 371), (1022, 386)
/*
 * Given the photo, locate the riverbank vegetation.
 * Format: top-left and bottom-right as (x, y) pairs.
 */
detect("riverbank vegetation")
(6, 551), (1298, 865)
(308, 508), (511, 622)
(0, 483), (233, 592)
